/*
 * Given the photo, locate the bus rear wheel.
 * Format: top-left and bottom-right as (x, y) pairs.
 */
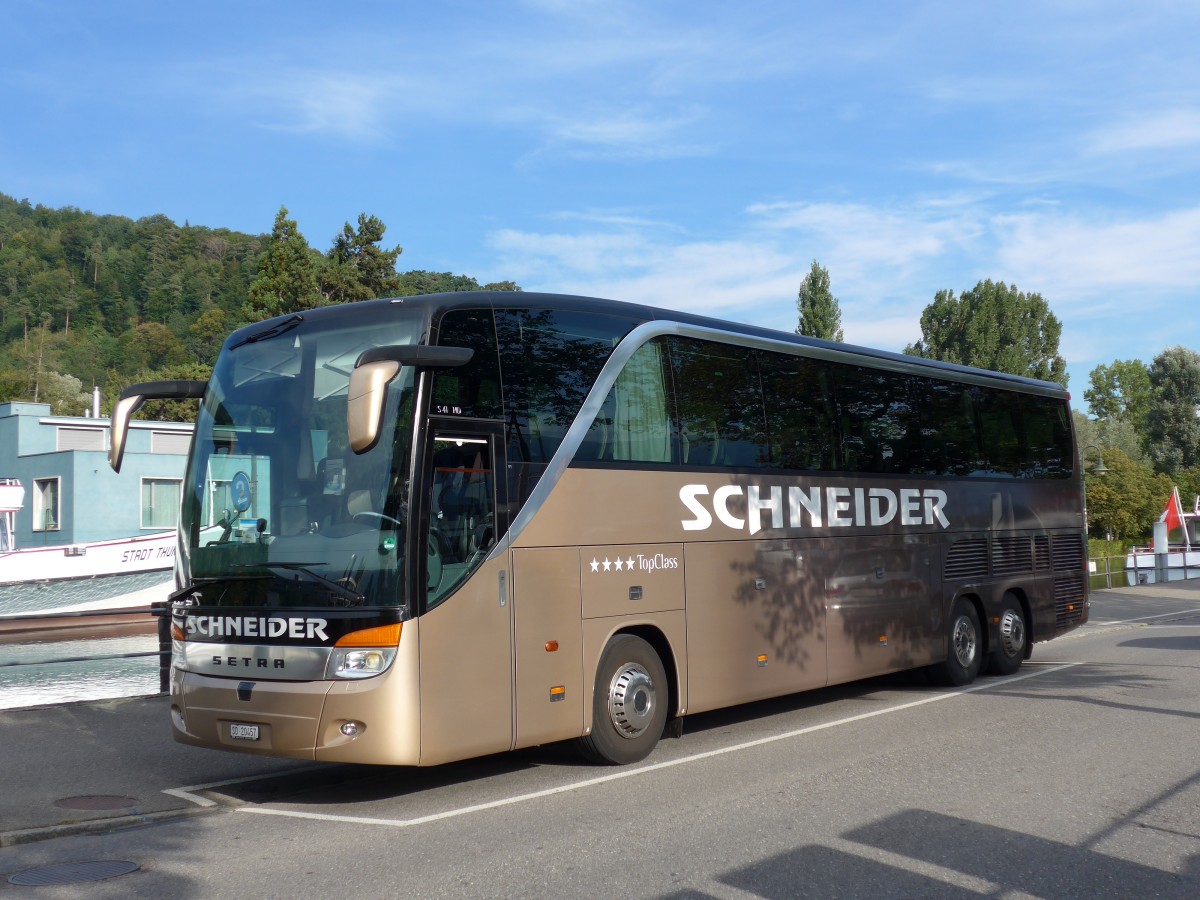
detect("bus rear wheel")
(579, 635), (668, 765)
(985, 593), (1026, 677)
(928, 598), (982, 687)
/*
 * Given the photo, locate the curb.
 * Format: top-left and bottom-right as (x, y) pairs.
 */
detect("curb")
(0, 804), (219, 848)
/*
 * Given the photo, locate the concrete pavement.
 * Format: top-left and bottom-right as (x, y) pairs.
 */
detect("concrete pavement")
(0, 694), (313, 846)
(2, 577), (1198, 847)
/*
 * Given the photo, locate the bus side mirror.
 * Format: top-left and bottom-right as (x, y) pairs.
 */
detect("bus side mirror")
(109, 380), (207, 472)
(348, 359), (402, 454)
(348, 345), (474, 454)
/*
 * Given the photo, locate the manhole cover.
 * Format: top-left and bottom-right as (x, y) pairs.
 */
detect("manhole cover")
(54, 795), (139, 810)
(9, 860), (140, 886)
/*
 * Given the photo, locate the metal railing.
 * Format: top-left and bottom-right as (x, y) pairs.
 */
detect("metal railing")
(0, 604), (171, 692)
(1089, 553), (1200, 590)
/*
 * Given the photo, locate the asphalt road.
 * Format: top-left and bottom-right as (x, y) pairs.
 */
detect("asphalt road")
(2, 585), (1198, 898)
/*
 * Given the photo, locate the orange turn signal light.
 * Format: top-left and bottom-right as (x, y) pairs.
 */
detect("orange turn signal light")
(545, 640), (559, 652)
(335, 623), (403, 648)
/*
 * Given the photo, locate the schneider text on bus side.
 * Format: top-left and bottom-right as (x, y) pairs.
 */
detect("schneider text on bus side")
(679, 484), (950, 535)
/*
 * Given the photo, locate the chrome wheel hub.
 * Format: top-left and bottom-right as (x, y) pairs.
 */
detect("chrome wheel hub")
(998, 609), (1025, 657)
(951, 615), (977, 668)
(607, 663), (656, 739)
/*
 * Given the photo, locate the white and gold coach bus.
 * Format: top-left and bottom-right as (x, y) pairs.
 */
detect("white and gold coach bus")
(109, 293), (1088, 766)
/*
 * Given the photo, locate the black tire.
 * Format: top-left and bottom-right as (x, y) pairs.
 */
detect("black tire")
(927, 598), (983, 687)
(578, 635), (668, 765)
(985, 593), (1027, 677)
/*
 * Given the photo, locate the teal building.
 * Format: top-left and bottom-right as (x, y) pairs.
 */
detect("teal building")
(0, 401), (192, 548)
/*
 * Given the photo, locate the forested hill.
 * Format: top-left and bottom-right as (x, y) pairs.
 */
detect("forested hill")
(0, 193), (519, 416)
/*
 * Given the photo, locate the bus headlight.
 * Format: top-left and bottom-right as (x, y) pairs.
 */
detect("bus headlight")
(326, 622), (402, 679)
(327, 647), (397, 679)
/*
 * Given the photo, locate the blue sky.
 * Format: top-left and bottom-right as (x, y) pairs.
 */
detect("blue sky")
(4, 1), (1199, 409)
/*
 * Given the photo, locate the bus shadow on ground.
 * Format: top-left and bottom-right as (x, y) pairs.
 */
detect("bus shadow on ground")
(205, 670), (948, 807)
(659, 799), (1200, 899)
(1119, 634), (1200, 654)
(205, 663), (1117, 809)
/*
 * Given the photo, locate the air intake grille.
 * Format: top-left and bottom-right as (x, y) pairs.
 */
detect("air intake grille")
(992, 536), (1033, 576)
(945, 539), (988, 581)
(1034, 535), (1051, 570)
(1052, 533), (1086, 627)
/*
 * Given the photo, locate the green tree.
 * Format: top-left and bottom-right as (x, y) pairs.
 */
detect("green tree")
(118, 322), (188, 374)
(0, 193), (519, 408)
(185, 306), (229, 364)
(1073, 408), (1149, 469)
(1143, 345), (1200, 476)
(1085, 359), (1151, 428)
(394, 271), (521, 295)
(104, 360), (211, 423)
(1083, 447), (1173, 543)
(142, 228), (182, 323)
(320, 213), (402, 304)
(794, 260), (843, 342)
(1177, 468), (1200, 509)
(244, 206), (321, 321)
(40, 370), (91, 416)
(903, 279), (1067, 385)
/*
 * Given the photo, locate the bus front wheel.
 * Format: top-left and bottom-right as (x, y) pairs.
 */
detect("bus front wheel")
(928, 598), (982, 687)
(579, 635), (668, 765)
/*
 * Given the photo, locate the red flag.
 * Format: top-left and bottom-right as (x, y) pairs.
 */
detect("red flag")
(1160, 486), (1185, 536)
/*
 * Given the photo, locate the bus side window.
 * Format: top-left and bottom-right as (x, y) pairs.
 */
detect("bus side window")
(428, 437), (496, 607)
(761, 355), (833, 472)
(670, 338), (768, 470)
(581, 340), (674, 465)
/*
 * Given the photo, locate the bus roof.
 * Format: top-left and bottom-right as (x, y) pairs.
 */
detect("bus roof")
(229, 291), (1070, 398)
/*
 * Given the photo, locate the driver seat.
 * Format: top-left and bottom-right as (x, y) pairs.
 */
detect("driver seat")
(346, 490), (374, 518)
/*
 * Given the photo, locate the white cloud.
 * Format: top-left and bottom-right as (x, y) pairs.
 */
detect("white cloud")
(993, 207), (1200, 305)
(1088, 110), (1200, 155)
(489, 225), (802, 324)
(259, 74), (395, 140)
(748, 201), (980, 274)
(544, 105), (712, 159)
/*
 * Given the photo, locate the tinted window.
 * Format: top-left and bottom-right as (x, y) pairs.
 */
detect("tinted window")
(672, 338), (770, 468)
(579, 340), (675, 463)
(576, 330), (1071, 481)
(909, 377), (983, 477)
(760, 353), (837, 471)
(977, 389), (1024, 477)
(1019, 394), (1073, 478)
(496, 309), (642, 464)
(828, 364), (917, 474)
(432, 309), (503, 419)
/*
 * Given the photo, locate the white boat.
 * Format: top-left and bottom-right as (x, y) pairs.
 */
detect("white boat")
(0, 479), (175, 618)
(1125, 487), (1200, 585)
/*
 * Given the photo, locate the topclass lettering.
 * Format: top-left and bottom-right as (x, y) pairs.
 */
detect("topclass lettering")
(186, 615), (330, 641)
(679, 484), (950, 536)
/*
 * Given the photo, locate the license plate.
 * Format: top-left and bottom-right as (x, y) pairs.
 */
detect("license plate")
(230, 723), (260, 741)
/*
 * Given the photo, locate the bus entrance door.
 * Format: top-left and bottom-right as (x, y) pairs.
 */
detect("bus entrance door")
(416, 427), (513, 765)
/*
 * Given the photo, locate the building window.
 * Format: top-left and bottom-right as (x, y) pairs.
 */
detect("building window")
(57, 427), (106, 451)
(151, 431), (191, 454)
(141, 478), (182, 529)
(32, 478), (60, 532)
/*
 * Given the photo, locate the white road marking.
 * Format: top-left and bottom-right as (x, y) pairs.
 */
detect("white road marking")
(1091, 607), (1200, 627)
(163, 766), (325, 808)
(160, 663), (1077, 827)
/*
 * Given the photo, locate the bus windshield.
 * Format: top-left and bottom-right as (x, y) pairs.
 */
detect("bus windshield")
(179, 310), (424, 611)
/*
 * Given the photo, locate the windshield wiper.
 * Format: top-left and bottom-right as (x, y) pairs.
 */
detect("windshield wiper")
(232, 561), (366, 605)
(229, 313), (304, 350)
